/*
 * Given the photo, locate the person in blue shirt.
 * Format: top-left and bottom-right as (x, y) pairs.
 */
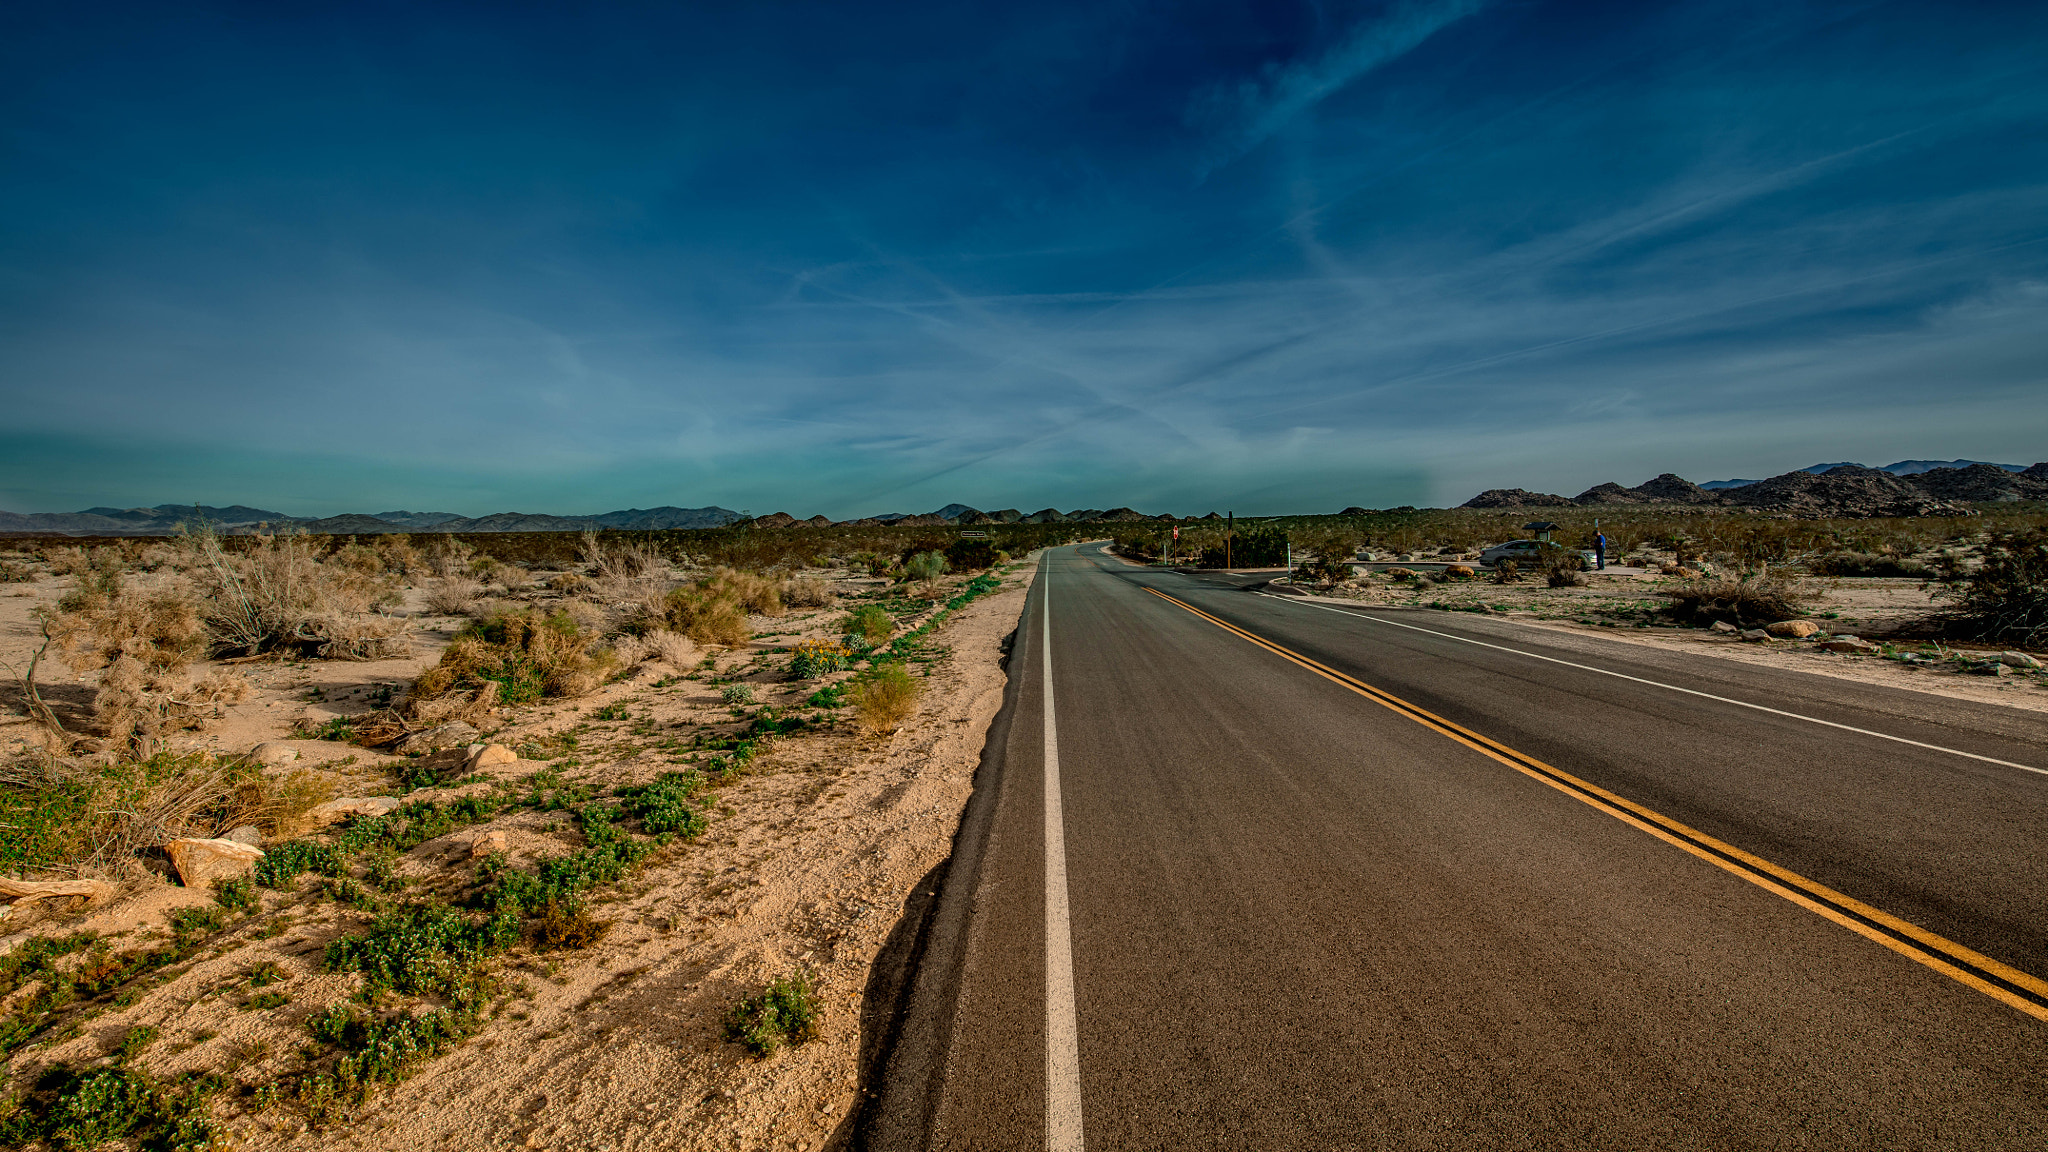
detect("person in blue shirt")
(1593, 531), (1607, 570)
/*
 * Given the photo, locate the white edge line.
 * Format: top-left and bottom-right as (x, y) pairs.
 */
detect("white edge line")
(1044, 563), (1085, 1151)
(1255, 592), (2048, 778)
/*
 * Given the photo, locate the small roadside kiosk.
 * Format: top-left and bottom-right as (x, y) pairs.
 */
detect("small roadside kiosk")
(1523, 521), (1560, 542)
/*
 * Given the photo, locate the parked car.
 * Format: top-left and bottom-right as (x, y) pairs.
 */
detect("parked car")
(1479, 540), (1599, 568)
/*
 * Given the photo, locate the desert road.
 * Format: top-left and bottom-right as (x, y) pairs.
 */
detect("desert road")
(857, 543), (2048, 1150)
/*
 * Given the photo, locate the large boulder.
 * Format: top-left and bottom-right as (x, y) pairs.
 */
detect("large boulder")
(246, 742), (300, 767)
(166, 838), (264, 889)
(467, 743), (518, 770)
(1817, 638), (1879, 654)
(1766, 620), (1820, 638)
(2000, 651), (2044, 669)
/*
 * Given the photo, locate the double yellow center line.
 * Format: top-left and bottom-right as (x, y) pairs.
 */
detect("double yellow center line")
(1143, 586), (2048, 1024)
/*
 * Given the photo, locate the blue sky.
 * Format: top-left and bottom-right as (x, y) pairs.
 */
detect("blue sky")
(3, 0), (2045, 517)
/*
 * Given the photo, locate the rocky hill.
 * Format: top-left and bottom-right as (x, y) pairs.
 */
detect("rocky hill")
(1461, 461), (2048, 517)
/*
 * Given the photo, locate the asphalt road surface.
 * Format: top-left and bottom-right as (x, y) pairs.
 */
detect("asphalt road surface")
(858, 544), (2048, 1151)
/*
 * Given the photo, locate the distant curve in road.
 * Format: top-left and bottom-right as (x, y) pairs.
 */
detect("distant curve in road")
(860, 544), (2048, 1151)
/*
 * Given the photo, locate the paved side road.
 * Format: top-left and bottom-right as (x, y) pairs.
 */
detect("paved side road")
(860, 544), (2048, 1150)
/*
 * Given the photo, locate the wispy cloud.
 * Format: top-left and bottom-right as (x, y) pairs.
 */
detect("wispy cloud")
(1192, 0), (1491, 174)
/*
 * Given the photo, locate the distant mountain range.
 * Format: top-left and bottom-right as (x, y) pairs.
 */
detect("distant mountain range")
(1699, 459), (2025, 489)
(0, 503), (750, 537)
(1468, 460), (2048, 518)
(0, 501), (1188, 537)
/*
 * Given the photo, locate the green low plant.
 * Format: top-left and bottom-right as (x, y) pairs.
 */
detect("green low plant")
(724, 970), (821, 1057)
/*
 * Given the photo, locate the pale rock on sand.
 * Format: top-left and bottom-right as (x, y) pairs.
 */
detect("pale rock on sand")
(247, 741), (300, 766)
(306, 796), (404, 826)
(395, 721), (483, 754)
(165, 838), (265, 888)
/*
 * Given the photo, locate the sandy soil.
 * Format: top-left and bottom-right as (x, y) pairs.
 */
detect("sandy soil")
(0, 553), (1036, 1151)
(1282, 569), (2048, 714)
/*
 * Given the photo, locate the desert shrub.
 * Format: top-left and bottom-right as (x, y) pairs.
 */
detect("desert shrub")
(783, 576), (836, 608)
(1663, 570), (1814, 626)
(849, 662), (921, 735)
(409, 609), (615, 718)
(1809, 551), (1930, 578)
(39, 568), (225, 753)
(704, 567), (786, 615)
(1295, 551), (1353, 583)
(902, 551), (948, 587)
(473, 805), (654, 917)
(720, 682), (757, 705)
(0, 1063), (226, 1151)
(185, 528), (406, 659)
(1199, 526), (1288, 568)
(422, 576), (483, 616)
(422, 535), (476, 579)
(212, 876), (258, 911)
(841, 605), (894, 648)
(723, 970), (820, 1058)
(616, 771), (707, 837)
(0, 752), (280, 876)
(944, 538), (996, 572)
(1930, 528), (2048, 646)
(296, 1003), (480, 1121)
(1490, 560), (1522, 584)
(533, 901), (611, 949)
(546, 571), (591, 595)
(323, 903), (521, 998)
(788, 638), (851, 679)
(804, 684), (845, 708)
(0, 560), (32, 583)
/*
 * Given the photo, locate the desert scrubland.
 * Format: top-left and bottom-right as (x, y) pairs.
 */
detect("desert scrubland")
(0, 502), (2044, 1150)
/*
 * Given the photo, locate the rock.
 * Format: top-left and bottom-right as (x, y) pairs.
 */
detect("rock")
(392, 722), (482, 755)
(222, 825), (264, 846)
(466, 830), (508, 860)
(247, 742), (300, 766)
(306, 796), (403, 827)
(1711, 620), (1738, 634)
(1766, 620), (1820, 638)
(1967, 662), (2013, 677)
(1443, 565), (1475, 579)
(0, 878), (115, 920)
(165, 838), (264, 889)
(1739, 629), (1771, 642)
(467, 743), (517, 770)
(2000, 651), (2044, 669)
(1816, 639), (1878, 654)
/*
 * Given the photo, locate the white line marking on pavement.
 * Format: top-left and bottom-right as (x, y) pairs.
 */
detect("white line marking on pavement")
(1044, 565), (1085, 1151)
(1258, 593), (2048, 778)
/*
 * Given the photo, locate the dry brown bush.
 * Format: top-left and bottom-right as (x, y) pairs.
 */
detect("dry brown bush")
(653, 584), (751, 648)
(424, 535), (476, 579)
(422, 576), (484, 616)
(41, 571), (218, 754)
(1662, 569), (1815, 626)
(784, 576), (837, 608)
(703, 567), (786, 615)
(186, 529), (408, 659)
(373, 534), (423, 576)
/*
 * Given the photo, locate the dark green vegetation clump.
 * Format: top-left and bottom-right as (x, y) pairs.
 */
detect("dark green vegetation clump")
(0, 1064), (227, 1151)
(723, 970), (821, 1058)
(1932, 527), (2048, 647)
